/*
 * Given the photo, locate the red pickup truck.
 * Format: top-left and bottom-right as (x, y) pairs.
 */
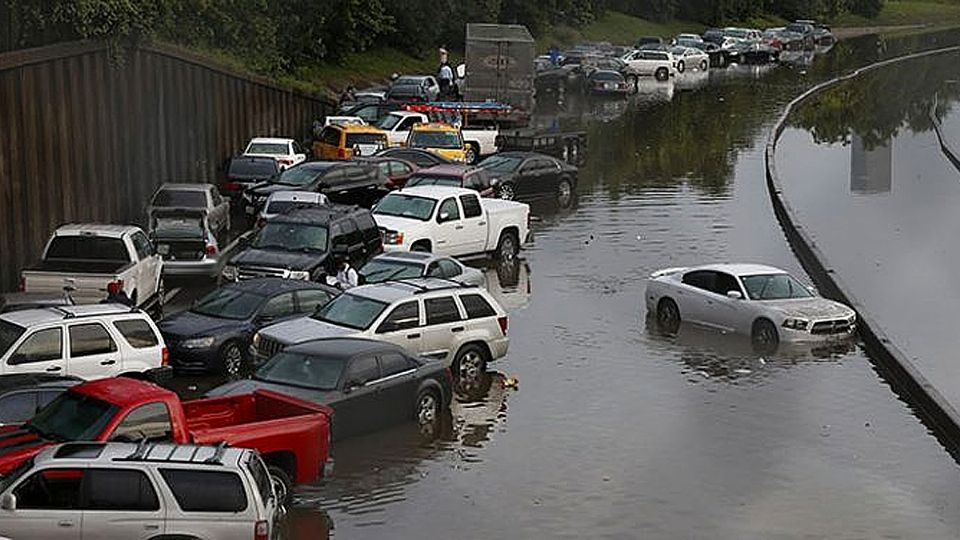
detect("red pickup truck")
(0, 377), (331, 501)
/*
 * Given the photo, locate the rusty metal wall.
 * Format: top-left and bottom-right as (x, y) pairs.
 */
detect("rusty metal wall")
(0, 41), (333, 290)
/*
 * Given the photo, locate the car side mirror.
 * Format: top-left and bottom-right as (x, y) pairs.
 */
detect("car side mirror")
(343, 379), (362, 393)
(726, 290), (743, 300)
(438, 212), (451, 223)
(807, 286), (817, 294)
(1, 493), (16, 511)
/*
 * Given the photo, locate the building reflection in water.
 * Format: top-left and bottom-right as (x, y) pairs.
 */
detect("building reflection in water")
(850, 133), (892, 194)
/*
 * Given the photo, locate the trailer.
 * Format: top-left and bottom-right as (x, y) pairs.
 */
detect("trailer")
(465, 24), (536, 113)
(496, 128), (587, 166)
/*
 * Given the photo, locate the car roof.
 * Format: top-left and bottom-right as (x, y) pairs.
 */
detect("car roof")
(693, 263), (788, 276)
(220, 277), (337, 296)
(411, 122), (459, 132)
(392, 185), (477, 199)
(333, 124), (387, 134)
(265, 191), (325, 202)
(55, 224), (140, 236)
(370, 251), (437, 264)
(293, 161), (338, 172)
(0, 304), (142, 327)
(156, 183), (210, 191)
(285, 337), (403, 359)
(249, 137), (294, 144)
(71, 377), (176, 405)
(0, 374), (82, 394)
(415, 164), (473, 177)
(346, 277), (479, 303)
(271, 204), (367, 225)
(35, 442), (249, 469)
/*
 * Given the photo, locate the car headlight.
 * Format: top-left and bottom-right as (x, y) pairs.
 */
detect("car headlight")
(180, 336), (216, 349)
(288, 270), (311, 280)
(252, 332), (261, 348)
(383, 231), (404, 245)
(222, 265), (238, 281)
(782, 318), (810, 331)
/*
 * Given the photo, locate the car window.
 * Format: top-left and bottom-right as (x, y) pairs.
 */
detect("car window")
(38, 390), (61, 409)
(380, 353), (415, 377)
(320, 127), (340, 146)
(69, 323), (117, 358)
(296, 289), (332, 314)
(437, 198), (460, 222)
(354, 212), (381, 243)
(376, 301), (420, 333)
(85, 469), (159, 511)
(464, 171), (490, 191)
(345, 356), (379, 385)
(460, 194), (482, 219)
(247, 454), (273, 506)
(14, 468), (83, 509)
(438, 259), (462, 277)
(459, 293), (496, 318)
(9, 328), (62, 365)
(210, 189), (224, 206)
(293, 141), (304, 154)
(391, 161), (413, 175)
(341, 218), (361, 246)
(0, 392), (37, 424)
(160, 469), (247, 512)
(425, 297), (462, 325)
(713, 272), (743, 297)
(681, 270), (715, 292)
(109, 402), (173, 442)
(259, 292), (297, 319)
(112, 319), (159, 349)
(131, 231), (154, 259)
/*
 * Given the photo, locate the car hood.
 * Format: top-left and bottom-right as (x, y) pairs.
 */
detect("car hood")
(159, 310), (243, 341)
(764, 297), (854, 320)
(206, 378), (338, 403)
(261, 317), (356, 345)
(249, 181), (308, 197)
(231, 248), (327, 271)
(372, 213), (431, 233)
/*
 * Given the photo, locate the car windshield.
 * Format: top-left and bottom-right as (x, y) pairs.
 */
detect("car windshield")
(254, 352), (346, 391)
(409, 131), (461, 149)
(726, 29), (749, 38)
(740, 274), (814, 300)
(479, 155), (523, 173)
(152, 189), (206, 208)
(266, 200), (319, 215)
(191, 288), (264, 320)
(26, 392), (117, 441)
(360, 259), (423, 283)
(251, 222), (328, 253)
(374, 193), (437, 221)
(273, 166), (323, 186)
(229, 159), (278, 177)
(406, 175), (461, 188)
(0, 320), (25, 358)
(312, 293), (388, 330)
(247, 142), (288, 155)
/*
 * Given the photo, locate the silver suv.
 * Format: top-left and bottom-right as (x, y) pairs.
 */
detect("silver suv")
(0, 442), (278, 540)
(253, 278), (509, 378)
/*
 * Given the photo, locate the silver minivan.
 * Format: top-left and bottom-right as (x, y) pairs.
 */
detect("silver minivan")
(0, 442), (278, 540)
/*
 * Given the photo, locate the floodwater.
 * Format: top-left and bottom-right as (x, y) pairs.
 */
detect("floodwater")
(776, 50), (960, 423)
(165, 30), (960, 539)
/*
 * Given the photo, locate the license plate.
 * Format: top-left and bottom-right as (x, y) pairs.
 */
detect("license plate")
(245, 205), (255, 215)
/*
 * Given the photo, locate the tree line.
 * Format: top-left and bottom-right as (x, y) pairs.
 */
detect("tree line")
(1, 0), (883, 73)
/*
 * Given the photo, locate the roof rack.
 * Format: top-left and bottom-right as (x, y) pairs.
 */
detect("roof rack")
(115, 441), (231, 466)
(388, 278), (474, 294)
(44, 304), (141, 320)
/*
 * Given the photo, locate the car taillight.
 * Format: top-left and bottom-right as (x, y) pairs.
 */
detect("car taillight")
(205, 244), (217, 256)
(161, 347), (169, 366)
(497, 316), (508, 336)
(337, 147), (347, 159)
(277, 158), (293, 166)
(109, 279), (124, 291)
(254, 520), (268, 540)
(222, 181), (241, 192)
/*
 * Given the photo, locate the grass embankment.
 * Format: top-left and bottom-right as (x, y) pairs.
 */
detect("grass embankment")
(834, 0), (960, 27)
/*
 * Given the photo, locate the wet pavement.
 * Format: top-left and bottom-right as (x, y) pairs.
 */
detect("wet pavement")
(162, 30), (960, 539)
(776, 49), (960, 434)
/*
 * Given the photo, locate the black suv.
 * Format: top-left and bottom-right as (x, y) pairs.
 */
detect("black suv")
(224, 205), (382, 281)
(243, 161), (386, 217)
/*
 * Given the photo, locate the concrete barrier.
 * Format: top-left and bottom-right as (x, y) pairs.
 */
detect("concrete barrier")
(930, 97), (960, 175)
(765, 45), (960, 459)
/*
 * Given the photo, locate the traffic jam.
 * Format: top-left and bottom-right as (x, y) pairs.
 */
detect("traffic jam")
(0, 22), (857, 540)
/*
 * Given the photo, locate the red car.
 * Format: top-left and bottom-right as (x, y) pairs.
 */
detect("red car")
(0, 377), (332, 502)
(354, 156), (419, 190)
(403, 164), (498, 198)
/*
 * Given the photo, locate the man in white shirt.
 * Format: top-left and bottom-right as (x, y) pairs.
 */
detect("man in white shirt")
(335, 255), (359, 290)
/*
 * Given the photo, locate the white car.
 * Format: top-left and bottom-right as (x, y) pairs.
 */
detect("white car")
(256, 190), (329, 226)
(645, 264), (856, 347)
(0, 304), (169, 380)
(0, 442), (278, 540)
(621, 49), (676, 82)
(243, 137), (307, 170)
(669, 46), (710, 72)
(674, 33), (704, 44)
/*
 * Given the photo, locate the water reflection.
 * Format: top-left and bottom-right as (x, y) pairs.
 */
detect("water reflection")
(483, 257), (531, 312)
(850, 133), (893, 194)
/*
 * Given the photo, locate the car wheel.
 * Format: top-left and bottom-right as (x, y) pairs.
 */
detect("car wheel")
(220, 341), (244, 378)
(700, 59), (708, 71)
(411, 241), (431, 253)
(267, 465), (293, 506)
(415, 390), (440, 438)
(465, 143), (479, 165)
(656, 298), (681, 334)
(498, 182), (516, 201)
(677, 60), (685, 73)
(557, 177), (574, 207)
(496, 231), (519, 260)
(655, 67), (669, 81)
(454, 344), (488, 383)
(752, 318), (780, 352)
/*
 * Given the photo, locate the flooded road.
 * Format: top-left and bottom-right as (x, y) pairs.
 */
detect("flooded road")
(167, 30), (960, 538)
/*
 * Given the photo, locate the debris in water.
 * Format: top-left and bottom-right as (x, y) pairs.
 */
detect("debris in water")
(504, 377), (520, 389)
(734, 368), (751, 375)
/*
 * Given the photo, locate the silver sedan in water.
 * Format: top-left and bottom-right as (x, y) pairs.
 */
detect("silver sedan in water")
(360, 252), (485, 287)
(645, 263), (856, 347)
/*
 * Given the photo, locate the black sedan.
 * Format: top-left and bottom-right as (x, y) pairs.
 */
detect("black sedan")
(243, 161), (385, 216)
(584, 70), (630, 96)
(0, 374), (81, 427)
(477, 151), (578, 205)
(374, 147), (453, 168)
(207, 338), (453, 440)
(158, 278), (338, 376)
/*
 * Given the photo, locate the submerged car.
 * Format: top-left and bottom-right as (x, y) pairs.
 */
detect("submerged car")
(645, 263), (856, 348)
(360, 252), (485, 286)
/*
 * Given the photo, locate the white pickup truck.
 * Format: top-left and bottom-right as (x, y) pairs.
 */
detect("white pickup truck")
(20, 225), (164, 310)
(377, 111), (499, 164)
(372, 186), (529, 260)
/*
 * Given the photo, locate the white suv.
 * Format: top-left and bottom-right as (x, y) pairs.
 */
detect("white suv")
(0, 304), (169, 380)
(621, 49), (677, 82)
(0, 442), (278, 540)
(253, 278), (509, 378)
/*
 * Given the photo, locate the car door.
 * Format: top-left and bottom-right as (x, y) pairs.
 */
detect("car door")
(129, 231), (160, 303)
(3, 467), (84, 540)
(456, 194), (486, 255)
(2, 326), (65, 376)
(419, 296), (465, 365)
(66, 323), (121, 379)
(373, 300), (422, 353)
(676, 270), (716, 325)
(80, 468), (164, 539)
(208, 187), (229, 234)
(106, 402), (174, 443)
(256, 292), (300, 328)
(375, 352), (420, 426)
(705, 271), (752, 333)
(434, 197), (465, 256)
(336, 355), (383, 437)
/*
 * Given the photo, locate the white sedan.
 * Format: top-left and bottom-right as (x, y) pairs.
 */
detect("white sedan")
(670, 46), (710, 72)
(645, 263), (856, 347)
(242, 137), (307, 170)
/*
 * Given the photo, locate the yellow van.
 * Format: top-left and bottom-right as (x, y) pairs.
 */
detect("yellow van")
(405, 123), (467, 163)
(314, 124), (388, 160)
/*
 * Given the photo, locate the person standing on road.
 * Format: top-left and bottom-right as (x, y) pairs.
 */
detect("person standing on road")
(103, 281), (134, 307)
(438, 47), (454, 100)
(335, 256), (359, 290)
